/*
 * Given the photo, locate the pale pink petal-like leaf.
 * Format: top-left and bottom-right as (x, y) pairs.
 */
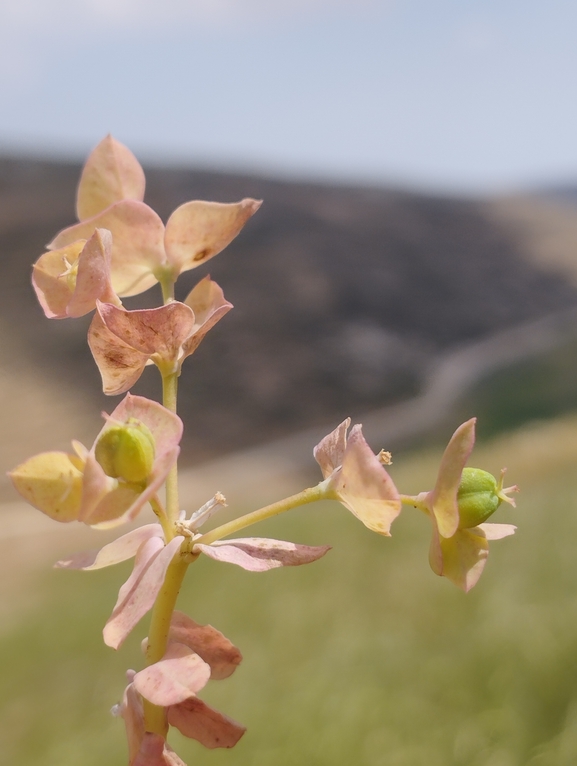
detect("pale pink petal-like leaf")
(104, 535), (184, 649)
(32, 240), (86, 318)
(83, 482), (142, 527)
(88, 310), (149, 395)
(77, 135), (146, 221)
(194, 538), (331, 572)
(77, 452), (115, 523)
(313, 418), (351, 479)
(168, 611), (242, 680)
(429, 523), (489, 593)
(134, 642), (211, 706)
(54, 524), (163, 570)
(183, 276), (231, 328)
(9, 451), (85, 522)
(49, 200), (165, 297)
(98, 301), (194, 361)
(133, 733), (186, 766)
(168, 696), (246, 749)
(429, 418), (476, 539)
(428, 519), (444, 579)
(162, 747), (187, 766)
(181, 277), (233, 361)
(113, 536), (165, 610)
(164, 199), (262, 274)
(117, 680), (146, 764)
(337, 425), (401, 536)
(72, 440), (89, 460)
(67, 229), (121, 317)
(478, 522), (517, 540)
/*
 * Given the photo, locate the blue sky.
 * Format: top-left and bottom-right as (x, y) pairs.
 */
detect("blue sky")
(1, 0), (576, 193)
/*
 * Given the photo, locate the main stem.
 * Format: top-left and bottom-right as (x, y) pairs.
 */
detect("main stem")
(143, 555), (189, 736)
(142, 336), (183, 733)
(162, 371), (180, 531)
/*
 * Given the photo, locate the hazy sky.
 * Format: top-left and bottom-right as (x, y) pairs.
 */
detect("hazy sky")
(1, 0), (575, 193)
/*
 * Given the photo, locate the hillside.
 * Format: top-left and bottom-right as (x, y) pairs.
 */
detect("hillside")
(1, 156), (577, 479)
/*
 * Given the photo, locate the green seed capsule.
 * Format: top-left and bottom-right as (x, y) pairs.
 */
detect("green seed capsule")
(94, 418), (155, 484)
(457, 467), (501, 529)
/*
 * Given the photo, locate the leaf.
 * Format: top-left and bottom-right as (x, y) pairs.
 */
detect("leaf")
(168, 611), (242, 680)
(134, 643), (211, 706)
(194, 537), (331, 572)
(313, 418), (350, 479)
(429, 418), (476, 539)
(9, 451), (84, 522)
(50, 200), (165, 297)
(98, 301), (194, 360)
(104, 536), (184, 649)
(54, 523), (163, 570)
(337, 424), (401, 536)
(168, 696), (246, 749)
(76, 135), (146, 221)
(164, 199), (261, 275)
(132, 733), (187, 766)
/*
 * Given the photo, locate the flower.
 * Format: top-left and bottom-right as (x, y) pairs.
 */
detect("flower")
(32, 228), (121, 319)
(314, 418), (402, 535)
(87, 276), (232, 395)
(46, 135), (261, 297)
(10, 394), (182, 527)
(419, 418), (518, 591)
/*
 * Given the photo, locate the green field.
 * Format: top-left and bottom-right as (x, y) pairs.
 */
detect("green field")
(3, 414), (577, 765)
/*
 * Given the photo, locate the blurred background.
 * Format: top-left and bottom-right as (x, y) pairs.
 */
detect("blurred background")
(2, 1), (577, 764)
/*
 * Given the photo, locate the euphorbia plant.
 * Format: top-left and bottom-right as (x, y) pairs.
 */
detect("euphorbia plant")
(10, 136), (519, 764)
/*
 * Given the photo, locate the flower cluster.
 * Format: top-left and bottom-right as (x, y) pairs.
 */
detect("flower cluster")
(407, 418), (518, 591)
(35, 134), (261, 300)
(10, 394), (182, 527)
(313, 417), (518, 592)
(11, 135), (519, 765)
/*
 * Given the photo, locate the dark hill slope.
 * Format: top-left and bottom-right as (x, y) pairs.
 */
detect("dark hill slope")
(1, 157), (575, 459)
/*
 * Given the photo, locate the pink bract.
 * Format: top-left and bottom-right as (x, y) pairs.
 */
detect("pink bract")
(10, 395), (182, 528)
(117, 607), (246, 763)
(80, 394), (183, 527)
(314, 418), (402, 536)
(88, 276), (233, 395)
(47, 135), (261, 297)
(422, 419), (517, 591)
(32, 228), (121, 319)
(194, 537), (331, 571)
(76, 134), (145, 221)
(428, 519), (517, 592)
(166, 611), (243, 681)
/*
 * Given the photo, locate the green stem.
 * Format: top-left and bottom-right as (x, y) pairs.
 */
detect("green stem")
(400, 493), (429, 514)
(149, 494), (173, 542)
(162, 372), (180, 527)
(195, 483), (329, 546)
(142, 271), (183, 736)
(159, 272), (175, 304)
(143, 553), (189, 736)
(162, 371), (178, 413)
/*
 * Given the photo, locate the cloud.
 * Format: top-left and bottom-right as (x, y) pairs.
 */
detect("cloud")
(1, 0), (383, 33)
